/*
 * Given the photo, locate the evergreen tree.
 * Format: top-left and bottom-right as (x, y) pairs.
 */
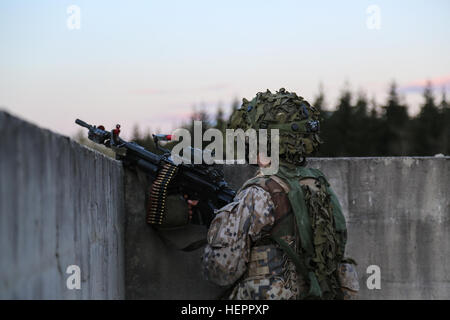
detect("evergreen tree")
(230, 97), (240, 114)
(439, 89), (450, 155)
(380, 82), (410, 155)
(313, 83), (326, 113)
(350, 91), (371, 155)
(215, 104), (226, 133)
(182, 105), (212, 150)
(131, 124), (141, 141)
(411, 82), (442, 155)
(131, 125), (157, 152)
(320, 89), (353, 156)
(366, 97), (384, 156)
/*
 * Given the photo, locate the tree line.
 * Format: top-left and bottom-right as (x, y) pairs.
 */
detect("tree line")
(130, 81), (449, 157)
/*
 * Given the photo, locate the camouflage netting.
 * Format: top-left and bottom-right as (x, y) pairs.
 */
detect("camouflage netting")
(228, 88), (322, 165)
(302, 180), (342, 299)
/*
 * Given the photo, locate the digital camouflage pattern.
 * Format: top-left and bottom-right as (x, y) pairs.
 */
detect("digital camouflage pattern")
(228, 88), (321, 165)
(202, 185), (275, 286)
(202, 171), (359, 300)
(202, 184), (305, 299)
(204, 88), (358, 300)
(229, 239), (306, 300)
(338, 262), (360, 300)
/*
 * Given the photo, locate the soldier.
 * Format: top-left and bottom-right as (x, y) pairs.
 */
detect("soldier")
(189, 88), (359, 300)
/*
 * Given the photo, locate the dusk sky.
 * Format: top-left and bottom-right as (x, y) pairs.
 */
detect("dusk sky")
(1, 0), (449, 138)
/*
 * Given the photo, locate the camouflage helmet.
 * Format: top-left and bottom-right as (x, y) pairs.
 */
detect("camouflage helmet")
(228, 88), (321, 165)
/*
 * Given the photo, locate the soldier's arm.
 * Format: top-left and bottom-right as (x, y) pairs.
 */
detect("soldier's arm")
(337, 262), (360, 299)
(201, 186), (275, 286)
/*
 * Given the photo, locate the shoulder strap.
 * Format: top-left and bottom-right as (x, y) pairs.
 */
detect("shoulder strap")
(275, 168), (315, 255)
(272, 166), (322, 299)
(271, 236), (321, 299)
(240, 175), (292, 224)
(279, 166), (347, 233)
(237, 176), (267, 194)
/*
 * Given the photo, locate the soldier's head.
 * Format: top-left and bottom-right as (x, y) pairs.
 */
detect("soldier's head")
(228, 88), (321, 166)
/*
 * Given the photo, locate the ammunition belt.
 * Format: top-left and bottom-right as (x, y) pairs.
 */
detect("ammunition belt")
(146, 162), (178, 225)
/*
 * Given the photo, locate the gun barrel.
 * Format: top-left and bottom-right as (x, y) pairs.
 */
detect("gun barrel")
(75, 119), (91, 129)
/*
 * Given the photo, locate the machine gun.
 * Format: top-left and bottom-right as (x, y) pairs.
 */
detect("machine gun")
(75, 119), (235, 229)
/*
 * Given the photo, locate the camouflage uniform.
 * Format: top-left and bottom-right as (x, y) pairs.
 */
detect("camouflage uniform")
(202, 89), (359, 300)
(202, 181), (304, 299)
(202, 171), (359, 300)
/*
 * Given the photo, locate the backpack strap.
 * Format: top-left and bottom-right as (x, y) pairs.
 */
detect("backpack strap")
(239, 175), (292, 225)
(240, 173), (322, 299)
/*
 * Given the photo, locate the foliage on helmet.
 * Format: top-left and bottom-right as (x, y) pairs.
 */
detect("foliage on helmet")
(228, 88), (322, 164)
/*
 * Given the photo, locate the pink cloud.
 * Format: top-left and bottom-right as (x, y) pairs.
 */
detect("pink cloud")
(399, 75), (450, 93)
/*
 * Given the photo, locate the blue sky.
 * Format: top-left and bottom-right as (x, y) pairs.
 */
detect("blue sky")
(1, 0), (449, 137)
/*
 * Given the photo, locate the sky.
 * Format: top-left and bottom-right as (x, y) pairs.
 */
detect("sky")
(1, 0), (449, 138)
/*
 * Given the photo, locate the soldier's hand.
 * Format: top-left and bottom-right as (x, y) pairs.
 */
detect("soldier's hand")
(184, 194), (199, 220)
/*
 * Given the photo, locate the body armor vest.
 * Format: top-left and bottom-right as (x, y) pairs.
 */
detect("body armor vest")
(245, 177), (295, 279)
(239, 165), (349, 300)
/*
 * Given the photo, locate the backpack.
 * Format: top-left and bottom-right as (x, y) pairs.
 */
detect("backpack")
(239, 165), (350, 299)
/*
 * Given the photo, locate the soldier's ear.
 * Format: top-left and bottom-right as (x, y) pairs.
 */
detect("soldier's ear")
(257, 152), (271, 168)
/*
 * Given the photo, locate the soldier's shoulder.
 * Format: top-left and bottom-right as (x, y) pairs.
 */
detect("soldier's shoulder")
(234, 175), (274, 206)
(239, 172), (291, 194)
(237, 182), (271, 200)
(239, 173), (270, 192)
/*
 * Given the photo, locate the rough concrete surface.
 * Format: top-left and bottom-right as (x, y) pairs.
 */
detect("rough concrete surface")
(224, 158), (450, 299)
(123, 168), (225, 299)
(1, 110), (450, 299)
(0, 111), (125, 299)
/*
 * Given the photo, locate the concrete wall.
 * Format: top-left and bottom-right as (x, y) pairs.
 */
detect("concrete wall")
(123, 169), (225, 299)
(223, 158), (450, 299)
(2, 110), (449, 299)
(0, 111), (125, 299)
(124, 157), (450, 300)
